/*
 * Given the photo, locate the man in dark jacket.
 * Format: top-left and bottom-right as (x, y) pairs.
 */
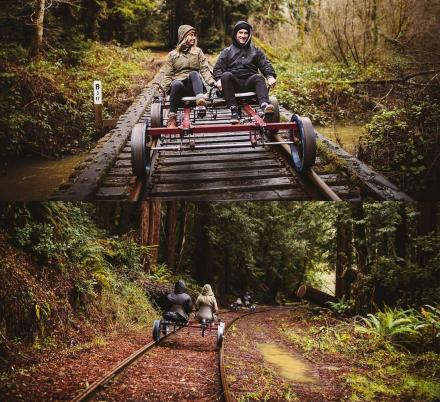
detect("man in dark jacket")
(164, 280), (193, 322)
(213, 21), (277, 124)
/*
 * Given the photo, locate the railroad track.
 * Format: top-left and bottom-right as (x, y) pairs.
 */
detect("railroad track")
(52, 82), (412, 202)
(69, 307), (293, 402)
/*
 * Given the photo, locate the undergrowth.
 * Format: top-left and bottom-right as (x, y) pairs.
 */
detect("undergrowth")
(0, 42), (155, 165)
(281, 307), (440, 401)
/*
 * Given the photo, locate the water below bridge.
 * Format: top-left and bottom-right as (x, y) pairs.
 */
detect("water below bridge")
(0, 154), (85, 201)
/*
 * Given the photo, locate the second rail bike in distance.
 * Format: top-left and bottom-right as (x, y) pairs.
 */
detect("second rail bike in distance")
(152, 311), (225, 348)
(131, 86), (317, 178)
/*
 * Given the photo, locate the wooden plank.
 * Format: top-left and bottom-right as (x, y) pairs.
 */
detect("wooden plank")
(151, 177), (296, 196)
(159, 147), (267, 157)
(155, 159), (283, 173)
(160, 153), (274, 165)
(148, 188), (311, 201)
(154, 168), (288, 184)
(95, 186), (131, 199)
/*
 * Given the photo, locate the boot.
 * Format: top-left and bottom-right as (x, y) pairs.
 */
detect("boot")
(167, 112), (177, 128)
(261, 102), (274, 117)
(196, 94), (207, 107)
(229, 106), (240, 124)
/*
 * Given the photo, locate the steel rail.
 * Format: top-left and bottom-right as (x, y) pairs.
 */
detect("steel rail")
(272, 133), (342, 201)
(71, 327), (179, 402)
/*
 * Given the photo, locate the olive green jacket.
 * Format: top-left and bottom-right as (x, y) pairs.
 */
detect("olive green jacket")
(160, 47), (216, 94)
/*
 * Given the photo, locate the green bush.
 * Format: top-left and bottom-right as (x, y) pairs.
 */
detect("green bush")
(360, 101), (440, 197)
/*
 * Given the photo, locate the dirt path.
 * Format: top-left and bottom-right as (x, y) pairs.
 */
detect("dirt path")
(224, 307), (351, 401)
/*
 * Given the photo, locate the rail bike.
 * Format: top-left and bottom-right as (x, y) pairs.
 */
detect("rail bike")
(152, 312), (225, 348)
(130, 88), (317, 177)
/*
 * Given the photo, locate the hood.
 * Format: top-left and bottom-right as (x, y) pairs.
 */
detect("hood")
(177, 25), (196, 44)
(201, 284), (214, 296)
(232, 20), (253, 48)
(174, 280), (186, 294)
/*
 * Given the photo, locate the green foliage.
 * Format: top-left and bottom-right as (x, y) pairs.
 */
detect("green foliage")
(326, 297), (352, 314)
(273, 61), (367, 125)
(360, 101), (440, 197)
(356, 307), (419, 345)
(0, 42), (153, 164)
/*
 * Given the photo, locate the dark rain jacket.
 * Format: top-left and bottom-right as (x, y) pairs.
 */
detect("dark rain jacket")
(166, 280), (193, 318)
(213, 21), (276, 81)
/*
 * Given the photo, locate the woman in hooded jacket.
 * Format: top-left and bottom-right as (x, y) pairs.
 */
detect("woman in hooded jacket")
(159, 25), (217, 127)
(195, 284), (218, 322)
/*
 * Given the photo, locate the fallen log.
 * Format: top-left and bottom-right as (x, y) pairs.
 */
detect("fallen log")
(297, 285), (338, 307)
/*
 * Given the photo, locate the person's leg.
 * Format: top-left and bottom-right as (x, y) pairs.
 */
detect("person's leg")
(188, 71), (206, 107)
(169, 79), (186, 113)
(168, 79), (186, 127)
(244, 74), (270, 108)
(221, 72), (241, 108)
(221, 72), (243, 124)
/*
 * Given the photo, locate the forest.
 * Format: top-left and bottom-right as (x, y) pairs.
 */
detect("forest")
(1, 201), (439, 400)
(0, 0), (439, 198)
(0, 0), (440, 400)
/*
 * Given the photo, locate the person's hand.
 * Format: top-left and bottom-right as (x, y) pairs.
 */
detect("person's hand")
(216, 79), (222, 91)
(267, 76), (276, 88)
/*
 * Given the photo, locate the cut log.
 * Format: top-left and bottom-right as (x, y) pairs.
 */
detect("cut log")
(297, 285), (337, 306)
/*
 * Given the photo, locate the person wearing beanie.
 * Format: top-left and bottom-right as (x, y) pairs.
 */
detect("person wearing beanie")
(213, 21), (277, 124)
(159, 25), (217, 128)
(164, 279), (193, 322)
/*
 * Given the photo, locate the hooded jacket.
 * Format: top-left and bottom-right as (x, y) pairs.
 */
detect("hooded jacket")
(213, 21), (276, 81)
(166, 280), (193, 316)
(160, 25), (215, 94)
(195, 284), (218, 320)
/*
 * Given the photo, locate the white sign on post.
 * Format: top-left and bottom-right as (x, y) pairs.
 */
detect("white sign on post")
(93, 80), (102, 105)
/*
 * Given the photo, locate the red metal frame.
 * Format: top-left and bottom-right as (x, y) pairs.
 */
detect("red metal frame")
(150, 103), (297, 137)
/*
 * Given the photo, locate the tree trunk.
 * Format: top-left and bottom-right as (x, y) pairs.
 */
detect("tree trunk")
(149, 201), (162, 266)
(297, 285), (338, 306)
(395, 203), (408, 266)
(166, 202), (177, 271)
(31, 0), (46, 57)
(175, 202), (190, 274)
(140, 201), (150, 272)
(335, 206), (352, 299)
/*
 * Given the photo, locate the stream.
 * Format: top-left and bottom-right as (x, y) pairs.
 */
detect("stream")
(0, 154), (85, 201)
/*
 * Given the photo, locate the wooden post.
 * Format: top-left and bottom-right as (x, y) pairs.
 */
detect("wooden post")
(93, 80), (103, 129)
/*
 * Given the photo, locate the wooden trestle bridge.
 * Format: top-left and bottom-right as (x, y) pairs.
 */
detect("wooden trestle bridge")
(52, 78), (412, 202)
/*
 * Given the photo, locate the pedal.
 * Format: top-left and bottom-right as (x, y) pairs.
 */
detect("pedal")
(195, 105), (206, 118)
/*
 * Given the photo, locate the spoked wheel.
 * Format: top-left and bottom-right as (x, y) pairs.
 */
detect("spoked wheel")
(131, 120), (151, 177)
(152, 319), (161, 342)
(161, 322), (169, 336)
(265, 96), (280, 134)
(217, 322), (225, 348)
(150, 102), (163, 128)
(289, 115), (316, 172)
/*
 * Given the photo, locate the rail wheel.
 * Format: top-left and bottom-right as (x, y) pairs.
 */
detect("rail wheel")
(152, 319), (161, 342)
(150, 102), (163, 128)
(266, 96), (280, 134)
(161, 322), (169, 336)
(131, 120), (151, 177)
(217, 322), (225, 348)
(290, 115), (316, 172)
